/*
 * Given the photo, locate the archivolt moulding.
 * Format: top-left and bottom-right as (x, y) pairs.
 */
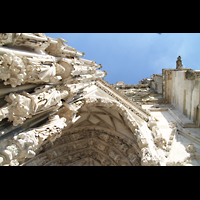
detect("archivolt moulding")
(57, 97), (160, 166)
(23, 126), (141, 166)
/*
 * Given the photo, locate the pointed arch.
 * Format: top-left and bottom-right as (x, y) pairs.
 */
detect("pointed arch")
(23, 96), (159, 166)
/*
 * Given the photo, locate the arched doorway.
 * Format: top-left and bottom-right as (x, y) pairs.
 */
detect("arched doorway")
(23, 97), (158, 166)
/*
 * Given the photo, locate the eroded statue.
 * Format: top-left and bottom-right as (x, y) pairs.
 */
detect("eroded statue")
(0, 53), (66, 87)
(176, 56), (183, 70)
(0, 85), (69, 126)
(0, 115), (67, 166)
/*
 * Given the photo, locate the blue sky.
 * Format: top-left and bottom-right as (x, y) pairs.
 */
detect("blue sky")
(45, 33), (200, 85)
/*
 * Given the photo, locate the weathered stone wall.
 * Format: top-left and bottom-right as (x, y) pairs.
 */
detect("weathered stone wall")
(170, 70), (200, 124)
(150, 74), (162, 94)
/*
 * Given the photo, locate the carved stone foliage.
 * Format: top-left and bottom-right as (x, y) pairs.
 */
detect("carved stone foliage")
(141, 147), (159, 166)
(0, 53), (27, 87)
(0, 115), (67, 166)
(23, 128), (142, 166)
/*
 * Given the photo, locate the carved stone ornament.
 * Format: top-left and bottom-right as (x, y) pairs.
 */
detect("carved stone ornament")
(0, 53), (66, 87)
(0, 85), (69, 126)
(0, 33), (13, 46)
(141, 147), (159, 166)
(22, 126), (142, 166)
(45, 37), (84, 58)
(0, 33), (49, 51)
(0, 33), (110, 166)
(0, 115), (67, 166)
(176, 56), (183, 70)
(186, 144), (196, 153)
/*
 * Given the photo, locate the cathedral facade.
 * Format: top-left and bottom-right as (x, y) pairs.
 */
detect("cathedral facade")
(0, 33), (199, 166)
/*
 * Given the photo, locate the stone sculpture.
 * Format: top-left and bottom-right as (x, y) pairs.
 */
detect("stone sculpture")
(0, 84), (69, 126)
(0, 33), (49, 51)
(0, 53), (65, 87)
(176, 56), (183, 70)
(0, 33), (110, 166)
(45, 37), (84, 57)
(0, 115), (67, 166)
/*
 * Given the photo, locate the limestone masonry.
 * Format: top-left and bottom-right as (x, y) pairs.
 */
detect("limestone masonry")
(0, 33), (199, 166)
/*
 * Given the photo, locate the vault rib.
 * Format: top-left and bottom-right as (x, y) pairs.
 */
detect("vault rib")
(101, 107), (124, 124)
(92, 113), (115, 130)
